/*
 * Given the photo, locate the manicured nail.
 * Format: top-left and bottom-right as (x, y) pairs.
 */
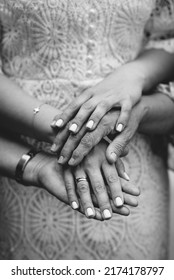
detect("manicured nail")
(51, 144), (57, 152)
(72, 201), (79, 210)
(86, 120), (94, 129)
(58, 156), (64, 164)
(110, 152), (117, 162)
(124, 172), (130, 181)
(86, 208), (94, 217)
(103, 209), (111, 219)
(116, 123), (123, 132)
(55, 119), (63, 127)
(115, 197), (123, 207)
(68, 158), (75, 165)
(69, 123), (78, 133)
(50, 120), (57, 127)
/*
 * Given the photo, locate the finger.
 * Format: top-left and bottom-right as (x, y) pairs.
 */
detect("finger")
(74, 167), (96, 219)
(110, 200), (130, 216)
(68, 118), (112, 166)
(57, 125), (86, 164)
(116, 100), (132, 132)
(86, 100), (111, 130)
(64, 168), (79, 210)
(50, 122), (71, 153)
(51, 93), (92, 129)
(122, 182), (140, 196)
(102, 160), (124, 208)
(68, 99), (97, 133)
(87, 168), (112, 220)
(116, 158), (130, 181)
(106, 133), (128, 164)
(120, 146), (129, 157)
(123, 193), (139, 207)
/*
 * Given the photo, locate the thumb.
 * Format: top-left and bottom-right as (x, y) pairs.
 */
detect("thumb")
(106, 134), (128, 164)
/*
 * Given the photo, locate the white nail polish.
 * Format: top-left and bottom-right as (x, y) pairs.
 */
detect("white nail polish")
(56, 119), (63, 127)
(115, 197), (123, 207)
(86, 208), (94, 217)
(116, 123), (123, 132)
(124, 172), (130, 181)
(86, 120), (94, 129)
(69, 123), (78, 133)
(103, 209), (111, 219)
(72, 201), (78, 210)
(51, 144), (57, 152)
(58, 156), (64, 164)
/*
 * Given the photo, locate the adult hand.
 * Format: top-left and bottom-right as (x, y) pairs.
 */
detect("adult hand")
(51, 62), (144, 137)
(64, 140), (140, 220)
(23, 151), (103, 221)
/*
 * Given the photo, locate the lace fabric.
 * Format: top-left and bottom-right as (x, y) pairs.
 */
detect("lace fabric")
(0, 0), (172, 260)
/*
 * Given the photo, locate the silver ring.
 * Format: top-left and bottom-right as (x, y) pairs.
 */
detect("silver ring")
(76, 177), (88, 183)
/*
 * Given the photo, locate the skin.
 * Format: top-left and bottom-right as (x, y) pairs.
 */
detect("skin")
(0, 132), (140, 221)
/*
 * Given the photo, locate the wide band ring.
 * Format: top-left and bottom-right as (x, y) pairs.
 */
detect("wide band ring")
(76, 177), (88, 183)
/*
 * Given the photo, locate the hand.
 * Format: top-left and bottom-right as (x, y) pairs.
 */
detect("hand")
(64, 140), (140, 220)
(23, 151), (103, 221)
(51, 62), (144, 136)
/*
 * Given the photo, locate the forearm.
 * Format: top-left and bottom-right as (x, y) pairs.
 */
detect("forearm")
(127, 49), (174, 92)
(0, 74), (60, 143)
(138, 93), (174, 134)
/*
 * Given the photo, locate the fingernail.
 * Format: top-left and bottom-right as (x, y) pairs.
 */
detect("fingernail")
(72, 201), (78, 210)
(103, 209), (111, 219)
(86, 120), (94, 129)
(86, 208), (94, 218)
(116, 123), (123, 132)
(50, 120), (57, 127)
(68, 158), (75, 165)
(58, 156), (64, 164)
(115, 197), (123, 207)
(51, 144), (57, 152)
(69, 123), (78, 133)
(55, 119), (63, 127)
(110, 152), (117, 162)
(124, 172), (130, 181)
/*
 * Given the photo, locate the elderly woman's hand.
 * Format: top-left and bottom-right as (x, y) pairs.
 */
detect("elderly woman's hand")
(63, 139), (140, 220)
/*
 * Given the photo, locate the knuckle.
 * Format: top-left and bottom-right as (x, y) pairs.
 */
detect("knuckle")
(94, 182), (105, 194)
(82, 101), (94, 111)
(99, 101), (109, 110)
(81, 134), (94, 149)
(77, 183), (89, 194)
(107, 174), (118, 184)
(65, 181), (73, 192)
(69, 101), (78, 111)
(72, 150), (80, 160)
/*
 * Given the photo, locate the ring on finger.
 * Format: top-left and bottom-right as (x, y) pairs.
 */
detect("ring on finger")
(76, 177), (88, 183)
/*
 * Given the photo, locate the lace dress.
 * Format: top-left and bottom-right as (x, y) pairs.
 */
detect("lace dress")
(0, 0), (174, 260)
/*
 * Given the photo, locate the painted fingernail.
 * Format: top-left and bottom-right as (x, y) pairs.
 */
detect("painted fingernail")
(116, 123), (123, 132)
(58, 156), (64, 164)
(86, 208), (94, 218)
(110, 152), (117, 162)
(50, 120), (57, 127)
(55, 119), (63, 127)
(69, 123), (78, 133)
(115, 197), (123, 207)
(86, 120), (94, 129)
(72, 201), (79, 210)
(51, 144), (57, 152)
(123, 172), (130, 181)
(103, 209), (111, 219)
(68, 158), (75, 165)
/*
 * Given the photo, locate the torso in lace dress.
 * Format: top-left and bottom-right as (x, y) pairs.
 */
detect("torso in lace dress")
(0, 0), (173, 259)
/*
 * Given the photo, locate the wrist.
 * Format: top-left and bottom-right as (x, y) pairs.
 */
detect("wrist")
(22, 152), (43, 186)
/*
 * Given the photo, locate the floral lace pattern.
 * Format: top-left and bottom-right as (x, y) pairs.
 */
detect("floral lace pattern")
(0, 0), (173, 259)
